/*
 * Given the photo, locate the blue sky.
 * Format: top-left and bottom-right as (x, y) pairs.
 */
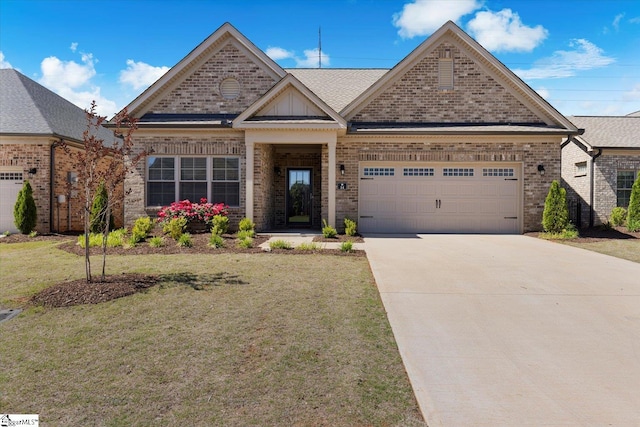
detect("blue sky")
(1, 0), (639, 118)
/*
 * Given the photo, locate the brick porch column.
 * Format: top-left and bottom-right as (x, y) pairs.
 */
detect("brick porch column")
(245, 140), (254, 221)
(328, 140), (336, 227)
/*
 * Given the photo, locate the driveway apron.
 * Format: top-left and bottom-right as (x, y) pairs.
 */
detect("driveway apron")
(365, 234), (640, 427)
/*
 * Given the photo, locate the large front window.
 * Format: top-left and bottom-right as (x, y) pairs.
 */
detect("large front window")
(146, 156), (240, 207)
(617, 170), (637, 207)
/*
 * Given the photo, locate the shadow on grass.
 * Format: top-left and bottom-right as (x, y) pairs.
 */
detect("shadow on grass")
(159, 272), (248, 290)
(579, 227), (638, 240)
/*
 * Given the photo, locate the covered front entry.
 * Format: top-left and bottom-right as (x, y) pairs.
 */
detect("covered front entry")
(358, 162), (522, 234)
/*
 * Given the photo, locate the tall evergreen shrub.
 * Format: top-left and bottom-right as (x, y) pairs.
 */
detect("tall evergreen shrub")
(13, 180), (37, 234)
(542, 180), (569, 233)
(90, 181), (114, 233)
(627, 174), (640, 232)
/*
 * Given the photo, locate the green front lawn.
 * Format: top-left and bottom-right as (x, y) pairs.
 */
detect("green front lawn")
(562, 239), (640, 263)
(0, 241), (424, 426)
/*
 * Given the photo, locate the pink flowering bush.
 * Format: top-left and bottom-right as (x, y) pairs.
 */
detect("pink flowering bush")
(157, 198), (228, 228)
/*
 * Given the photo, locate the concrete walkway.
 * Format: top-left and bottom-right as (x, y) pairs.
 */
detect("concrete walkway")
(365, 234), (640, 427)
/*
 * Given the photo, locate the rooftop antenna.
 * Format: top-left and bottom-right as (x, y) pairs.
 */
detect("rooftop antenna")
(318, 26), (322, 68)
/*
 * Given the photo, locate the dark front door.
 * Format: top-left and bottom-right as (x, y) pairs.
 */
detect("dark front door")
(287, 169), (312, 226)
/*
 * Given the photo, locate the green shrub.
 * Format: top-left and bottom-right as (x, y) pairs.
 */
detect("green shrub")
(2, 231), (10, 237)
(237, 229), (255, 239)
(322, 219), (337, 238)
(13, 180), (37, 234)
(163, 217), (187, 240)
(238, 217), (255, 232)
(177, 233), (193, 247)
(340, 240), (354, 252)
(77, 232), (103, 248)
(609, 207), (627, 227)
(238, 237), (253, 249)
(28, 230), (38, 238)
(269, 239), (292, 250)
(126, 235), (139, 248)
(90, 181), (115, 233)
(132, 216), (153, 239)
(542, 180), (569, 233)
(344, 218), (357, 236)
(148, 236), (164, 248)
(627, 174), (640, 232)
(211, 214), (229, 236)
(297, 242), (321, 251)
(209, 234), (225, 248)
(106, 228), (127, 247)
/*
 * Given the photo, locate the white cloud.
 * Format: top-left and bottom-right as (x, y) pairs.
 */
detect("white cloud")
(467, 9), (548, 52)
(294, 48), (330, 68)
(393, 0), (481, 38)
(70, 42), (78, 52)
(0, 51), (12, 69)
(630, 16), (640, 24)
(266, 46), (294, 61)
(535, 87), (550, 100)
(612, 13), (624, 31)
(513, 39), (615, 80)
(119, 59), (169, 90)
(38, 52), (117, 117)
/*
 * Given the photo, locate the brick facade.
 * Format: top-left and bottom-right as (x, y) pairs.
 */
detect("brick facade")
(151, 42), (278, 115)
(593, 153), (640, 225)
(125, 132), (246, 228)
(0, 141), (51, 233)
(561, 141), (592, 228)
(351, 42), (543, 124)
(1, 140), (124, 233)
(331, 136), (561, 233)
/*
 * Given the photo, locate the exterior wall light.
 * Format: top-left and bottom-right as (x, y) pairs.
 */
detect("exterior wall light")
(28, 167), (37, 175)
(537, 164), (545, 175)
(274, 166), (281, 177)
(340, 164), (345, 175)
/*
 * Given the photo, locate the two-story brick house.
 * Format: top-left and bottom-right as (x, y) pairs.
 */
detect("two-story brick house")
(120, 21), (579, 234)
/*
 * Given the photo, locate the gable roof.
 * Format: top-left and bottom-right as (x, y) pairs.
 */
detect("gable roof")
(233, 74), (346, 130)
(0, 69), (113, 143)
(628, 110), (640, 117)
(341, 21), (577, 132)
(569, 116), (640, 149)
(285, 69), (389, 112)
(124, 22), (287, 119)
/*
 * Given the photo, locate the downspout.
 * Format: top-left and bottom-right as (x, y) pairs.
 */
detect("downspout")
(50, 140), (61, 233)
(589, 148), (602, 228)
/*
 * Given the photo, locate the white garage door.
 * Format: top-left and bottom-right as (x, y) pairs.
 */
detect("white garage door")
(358, 163), (521, 234)
(0, 171), (24, 234)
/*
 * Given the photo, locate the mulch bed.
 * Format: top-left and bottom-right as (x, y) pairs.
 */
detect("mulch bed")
(313, 234), (365, 243)
(30, 273), (158, 308)
(526, 226), (640, 243)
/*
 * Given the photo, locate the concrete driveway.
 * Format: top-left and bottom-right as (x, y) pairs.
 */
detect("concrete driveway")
(365, 234), (640, 427)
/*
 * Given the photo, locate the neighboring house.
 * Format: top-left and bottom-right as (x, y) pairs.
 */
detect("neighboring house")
(562, 115), (640, 228)
(0, 69), (119, 233)
(119, 21), (578, 234)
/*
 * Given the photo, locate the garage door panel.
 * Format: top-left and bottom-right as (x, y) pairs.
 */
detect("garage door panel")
(359, 163), (521, 234)
(0, 172), (24, 234)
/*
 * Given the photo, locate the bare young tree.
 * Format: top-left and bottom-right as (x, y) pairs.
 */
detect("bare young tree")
(65, 101), (147, 282)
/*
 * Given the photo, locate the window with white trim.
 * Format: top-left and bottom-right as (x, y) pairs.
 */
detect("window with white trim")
(443, 168), (474, 177)
(146, 156), (240, 207)
(575, 162), (587, 177)
(212, 157), (240, 206)
(617, 170), (637, 207)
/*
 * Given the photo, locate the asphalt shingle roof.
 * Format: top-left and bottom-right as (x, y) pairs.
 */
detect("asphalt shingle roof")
(0, 68), (114, 143)
(569, 116), (640, 149)
(285, 68), (389, 113)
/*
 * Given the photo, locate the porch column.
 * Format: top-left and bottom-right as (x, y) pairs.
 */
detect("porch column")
(245, 140), (254, 221)
(328, 140), (336, 227)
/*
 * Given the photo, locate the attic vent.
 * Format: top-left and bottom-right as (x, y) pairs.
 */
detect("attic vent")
(220, 78), (240, 100)
(438, 50), (453, 90)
